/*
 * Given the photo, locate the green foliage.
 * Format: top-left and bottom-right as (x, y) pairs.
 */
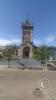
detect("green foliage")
(3, 44), (17, 59)
(3, 44), (17, 67)
(33, 45), (50, 62)
(33, 48), (38, 59)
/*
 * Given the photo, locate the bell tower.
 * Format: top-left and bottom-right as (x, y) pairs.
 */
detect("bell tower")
(21, 19), (33, 58)
(22, 19), (33, 44)
(16, 19), (33, 59)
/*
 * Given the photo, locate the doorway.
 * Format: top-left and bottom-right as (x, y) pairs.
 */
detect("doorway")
(23, 46), (30, 58)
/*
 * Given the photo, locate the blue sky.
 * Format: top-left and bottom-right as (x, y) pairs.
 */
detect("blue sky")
(0, 0), (56, 46)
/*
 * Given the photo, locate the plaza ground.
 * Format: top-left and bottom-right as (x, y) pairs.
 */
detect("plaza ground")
(0, 68), (56, 100)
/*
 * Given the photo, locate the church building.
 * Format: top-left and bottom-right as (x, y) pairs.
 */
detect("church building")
(16, 19), (33, 59)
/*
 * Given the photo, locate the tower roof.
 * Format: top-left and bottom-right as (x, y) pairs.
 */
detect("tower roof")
(22, 19), (33, 29)
(24, 19), (31, 26)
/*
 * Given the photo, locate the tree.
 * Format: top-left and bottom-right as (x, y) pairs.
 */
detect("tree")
(33, 47), (38, 59)
(3, 49), (12, 68)
(39, 45), (49, 60)
(33, 45), (50, 63)
(3, 44), (17, 68)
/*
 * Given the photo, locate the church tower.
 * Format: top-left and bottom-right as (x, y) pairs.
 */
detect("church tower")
(16, 19), (33, 59)
(21, 19), (33, 58)
(22, 19), (33, 44)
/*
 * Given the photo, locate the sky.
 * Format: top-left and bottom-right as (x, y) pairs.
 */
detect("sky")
(0, 0), (56, 46)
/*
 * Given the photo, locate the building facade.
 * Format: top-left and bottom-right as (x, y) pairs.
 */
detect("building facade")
(16, 19), (33, 58)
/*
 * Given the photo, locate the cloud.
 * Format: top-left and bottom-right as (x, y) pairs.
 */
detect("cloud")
(44, 35), (56, 46)
(0, 35), (56, 46)
(33, 39), (42, 46)
(44, 35), (56, 43)
(0, 38), (21, 46)
(33, 35), (56, 46)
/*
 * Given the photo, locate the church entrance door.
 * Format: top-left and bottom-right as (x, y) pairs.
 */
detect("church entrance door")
(23, 46), (30, 58)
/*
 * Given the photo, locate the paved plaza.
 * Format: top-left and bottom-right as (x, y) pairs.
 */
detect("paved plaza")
(0, 68), (55, 100)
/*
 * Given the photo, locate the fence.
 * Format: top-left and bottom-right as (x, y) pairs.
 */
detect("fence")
(0, 58), (44, 69)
